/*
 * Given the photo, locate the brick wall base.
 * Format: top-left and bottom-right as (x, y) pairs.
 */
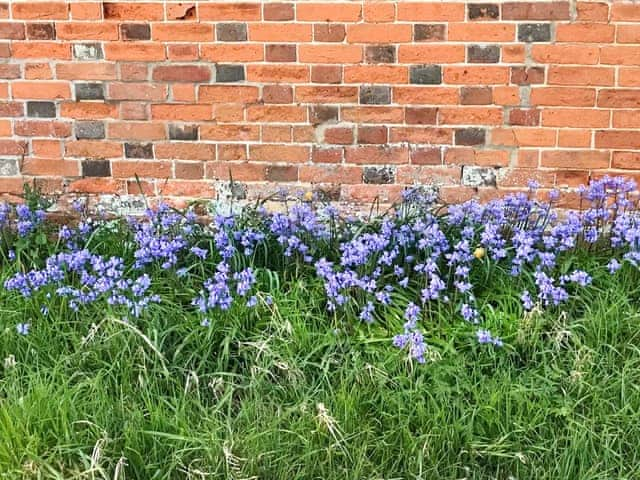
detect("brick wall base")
(0, 1), (638, 209)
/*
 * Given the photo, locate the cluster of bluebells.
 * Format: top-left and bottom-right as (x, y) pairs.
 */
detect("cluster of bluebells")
(3, 176), (640, 364)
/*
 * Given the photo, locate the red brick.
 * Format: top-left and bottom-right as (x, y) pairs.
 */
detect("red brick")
(502, 2), (570, 20)
(166, 3), (197, 21)
(12, 42), (70, 59)
(151, 104), (213, 121)
(314, 24), (346, 42)
(345, 146), (409, 164)
(577, 2), (609, 21)
(556, 23), (614, 43)
(152, 65), (211, 82)
(297, 3), (361, 21)
(104, 43), (165, 61)
(542, 109), (609, 128)
(13, 2), (68, 19)
(57, 22), (118, 40)
(199, 3), (261, 21)
(596, 131), (640, 149)
(541, 150), (610, 169)
(250, 144), (309, 163)
(397, 3), (464, 21)
(532, 45), (599, 65)
(201, 44), (264, 62)
(103, 2), (163, 20)
(547, 66), (614, 86)
(199, 85), (259, 103)
(150, 22), (210, 41)
(56, 63), (117, 81)
(155, 143), (216, 160)
(12, 81), (70, 99)
(108, 122), (166, 140)
(70, 3), (103, 20)
(598, 90), (640, 108)
(530, 88), (596, 107)
(264, 3), (294, 21)
(108, 83), (167, 101)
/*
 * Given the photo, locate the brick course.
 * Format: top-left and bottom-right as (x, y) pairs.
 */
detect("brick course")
(0, 1), (639, 204)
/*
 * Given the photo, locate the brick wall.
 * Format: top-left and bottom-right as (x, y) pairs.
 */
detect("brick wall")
(1, 1), (639, 206)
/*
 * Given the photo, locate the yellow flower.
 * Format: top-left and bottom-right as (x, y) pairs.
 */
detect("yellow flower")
(473, 247), (486, 260)
(303, 191), (314, 202)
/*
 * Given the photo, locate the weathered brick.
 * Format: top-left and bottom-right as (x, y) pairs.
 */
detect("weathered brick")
(468, 4), (499, 20)
(413, 25), (446, 44)
(73, 43), (103, 60)
(467, 45), (500, 63)
(27, 101), (56, 118)
(264, 3), (294, 21)
(365, 45), (396, 64)
(359, 86), (391, 105)
(120, 23), (150, 41)
(217, 23), (247, 42)
(314, 24), (346, 42)
(169, 124), (199, 141)
(26, 23), (56, 40)
(215, 64), (245, 82)
(462, 166), (496, 187)
(0, 159), (19, 177)
(81, 160), (110, 177)
(124, 142), (154, 159)
(363, 166), (395, 184)
(518, 24), (551, 42)
(75, 82), (104, 100)
(461, 87), (492, 105)
(266, 44), (296, 62)
(75, 121), (105, 139)
(455, 128), (486, 146)
(153, 65), (211, 82)
(410, 65), (442, 84)
(511, 66), (545, 85)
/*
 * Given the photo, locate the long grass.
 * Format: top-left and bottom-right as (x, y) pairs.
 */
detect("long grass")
(2, 250), (640, 479)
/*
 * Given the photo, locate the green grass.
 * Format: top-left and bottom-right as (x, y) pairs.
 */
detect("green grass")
(2, 258), (640, 479)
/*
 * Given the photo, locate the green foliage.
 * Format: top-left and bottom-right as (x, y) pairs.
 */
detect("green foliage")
(1, 255), (640, 479)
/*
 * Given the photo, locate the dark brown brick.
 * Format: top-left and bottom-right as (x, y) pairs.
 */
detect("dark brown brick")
(358, 126), (387, 144)
(263, 85), (293, 104)
(82, 160), (110, 177)
(310, 105), (339, 124)
(455, 128), (486, 146)
(503, 1), (570, 20)
(518, 23), (551, 42)
(365, 45), (396, 64)
(411, 147), (442, 165)
(468, 4), (500, 20)
(314, 24), (346, 42)
(467, 45), (500, 63)
(0, 23), (24, 40)
(359, 86), (391, 105)
(405, 107), (438, 125)
(26, 23), (55, 40)
(509, 109), (540, 126)
(461, 87), (492, 105)
(510, 67), (545, 85)
(410, 65), (442, 85)
(216, 23), (247, 42)
(266, 44), (296, 62)
(266, 165), (298, 181)
(414, 24), (446, 41)
(311, 65), (341, 84)
(363, 166), (395, 184)
(120, 23), (150, 41)
(125, 143), (153, 159)
(169, 124), (199, 141)
(263, 3), (294, 21)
